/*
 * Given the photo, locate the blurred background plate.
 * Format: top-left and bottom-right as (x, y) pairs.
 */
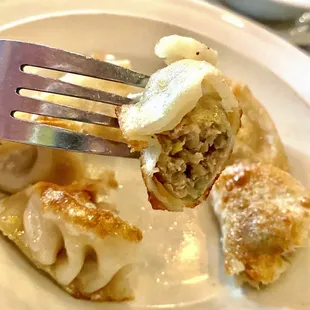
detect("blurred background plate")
(223, 0), (310, 20)
(209, 0), (310, 51)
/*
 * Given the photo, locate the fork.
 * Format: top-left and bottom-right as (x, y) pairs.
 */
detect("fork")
(0, 40), (150, 158)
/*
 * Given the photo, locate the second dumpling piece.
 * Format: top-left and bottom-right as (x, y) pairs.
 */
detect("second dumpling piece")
(0, 175), (142, 301)
(209, 162), (310, 287)
(118, 59), (241, 211)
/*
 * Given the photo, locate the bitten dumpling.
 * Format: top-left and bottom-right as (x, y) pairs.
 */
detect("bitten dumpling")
(118, 58), (240, 211)
(209, 162), (310, 287)
(0, 174), (142, 301)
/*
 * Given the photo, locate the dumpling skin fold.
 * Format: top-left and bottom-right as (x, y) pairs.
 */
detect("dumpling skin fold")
(118, 59), (241, 211)
(0, 176), (142, 301)
(118, 59), (239, 142)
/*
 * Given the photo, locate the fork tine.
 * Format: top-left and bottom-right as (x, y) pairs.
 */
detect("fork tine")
(1, 118), (139, 158)
(12, 94), (119, 128)
(2, 40), (150, 88)
(18, 71), (132, 106)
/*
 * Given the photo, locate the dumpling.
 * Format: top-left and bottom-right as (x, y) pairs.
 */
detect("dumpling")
(155, 35), (218, 66)
(0, 140), (84, 193)
(118, 59), (240, 211)
(154, 36), (288, 172)
(209, 162), (310, 287)
(0, 174), (142, 301)
(0, 140), (54, 193)
(230, 83), (289, 171)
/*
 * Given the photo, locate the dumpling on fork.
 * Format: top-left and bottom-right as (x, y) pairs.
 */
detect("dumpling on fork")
(117, 42), (241, 211)
(210, 162), (310, 287)
(0, 173), (142, 301)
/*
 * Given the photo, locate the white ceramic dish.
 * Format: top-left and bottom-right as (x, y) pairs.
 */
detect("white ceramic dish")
(223, 0), (310, 20)
(0, 0), (310, 309)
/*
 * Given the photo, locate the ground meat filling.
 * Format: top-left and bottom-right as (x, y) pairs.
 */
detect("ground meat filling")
(155, 94), (231, 201)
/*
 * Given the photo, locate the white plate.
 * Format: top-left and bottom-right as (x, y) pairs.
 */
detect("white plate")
(0, 0), (309, 309)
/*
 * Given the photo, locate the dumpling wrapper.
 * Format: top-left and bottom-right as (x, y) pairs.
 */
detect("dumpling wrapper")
(229, 83), (289, 171)
(155, 35), (218, 66)
(0, 141), (83, 193)
(118, 59), (239, 142)
(118, 59), (240, 211)
(209, 162), (310, 287)
(0, 175), (142, 301)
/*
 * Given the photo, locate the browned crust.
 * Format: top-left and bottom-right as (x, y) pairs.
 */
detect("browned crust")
(231, 83), (289, 171)
(147, 190), (167, 210)
(139, 165), (166, 211)
(35, 182), (142, 242)
(0, 180), (141, 301)
(139, 161), (168, 211)
(213, 162), (310, 286)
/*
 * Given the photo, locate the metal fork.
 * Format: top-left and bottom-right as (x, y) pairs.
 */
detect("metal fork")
(0, 40), (150, 158)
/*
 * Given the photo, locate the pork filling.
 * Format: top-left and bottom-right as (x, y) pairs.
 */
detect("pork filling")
(155, 95), (230, 201)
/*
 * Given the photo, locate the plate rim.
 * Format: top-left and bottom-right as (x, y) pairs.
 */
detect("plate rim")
(0, 1), (309, 309)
